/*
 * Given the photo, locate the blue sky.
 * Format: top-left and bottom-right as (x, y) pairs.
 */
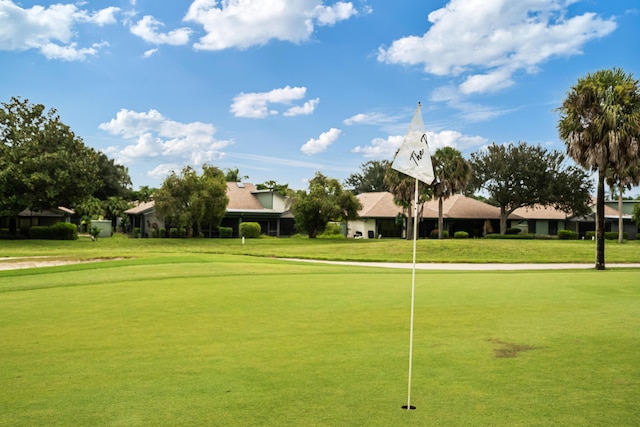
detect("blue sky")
(1, 0), (638, 195)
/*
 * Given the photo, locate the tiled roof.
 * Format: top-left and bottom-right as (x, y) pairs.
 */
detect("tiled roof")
(226, 182), (264, 210)
(357, 192), (510, 219)
(123, 200), (155, 215)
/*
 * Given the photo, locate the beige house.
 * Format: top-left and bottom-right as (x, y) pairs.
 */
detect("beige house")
(348, 192), (511, 238)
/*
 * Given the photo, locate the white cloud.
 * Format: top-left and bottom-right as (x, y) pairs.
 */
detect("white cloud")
(130, 15), (192, 45)
(283, 98), (320, 117)
(351, 135), (404, 158)
(184, 0), (358, 51)
(231, 86), (317, 118)
(352, 130), (487, 158)
(377, 0), (617, 94)
(99, 109), (232, 166)
(143, 48), (159, 58)
(147, 163), (182, 180)
(301, 128), (342, 155)
(343, 112), (397, 126)
(0, 1), (118, 60)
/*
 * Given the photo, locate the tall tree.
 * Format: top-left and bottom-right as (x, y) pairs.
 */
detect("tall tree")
(94, 153), (132, 200)
(470, 142), (592, 234)
(154, 165), (228, 237)
(558, 68), (640, 269)
(256, 180), (291, 197)
(345, 160), (390, 194)
(432, 147), (472, 239)
(606, 162), (640, 243)
(291, 172), (362, 238)
(0, 97), (100, 232)
(384, 164), (432, 240)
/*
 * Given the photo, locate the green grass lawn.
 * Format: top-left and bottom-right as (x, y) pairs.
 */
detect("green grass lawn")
(0, 245), (639, 426)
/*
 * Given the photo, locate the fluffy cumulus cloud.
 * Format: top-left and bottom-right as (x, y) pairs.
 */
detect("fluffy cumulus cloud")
(0, 1), (119, 60)
(377, 0), (616, 94)
(184, 0), (358, 50)
(130, 15), (192, 45)
(352, 130), (487, 158)
(301, 127), (342, 155)
(231, 86), (319, 118)
(99, 109), (232, 167)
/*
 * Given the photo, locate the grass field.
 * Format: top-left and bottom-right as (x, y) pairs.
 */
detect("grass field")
(1, 237), (639, 426)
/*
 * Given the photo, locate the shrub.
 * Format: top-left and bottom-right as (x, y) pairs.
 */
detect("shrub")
(585, 231), (595, 239)
(557, 230), (578, 240)
(151, 228), (159, 238)
(133, 227), (141, 238)
(159, 228), (166, 238)
(505, 227), (522, 235)
(584, 231), (628, 240)
(319, 223), (345, 239)
(169, 228), (179, 238)
(484, 233), (535, 239)
(30, 223), (78, 240)
(429, 229), (449, 239)
(454, 231), (469, 239)
(179, 228), (186, 238)
(219, 227), (233, 238)
(240, 222), (262, 238)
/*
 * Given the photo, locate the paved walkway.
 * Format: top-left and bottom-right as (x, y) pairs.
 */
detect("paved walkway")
(282, 258), (640, 271)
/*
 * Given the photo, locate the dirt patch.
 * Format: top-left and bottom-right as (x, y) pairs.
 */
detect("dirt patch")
(0, 257), (125, 271)
(487, 339), (542, 358)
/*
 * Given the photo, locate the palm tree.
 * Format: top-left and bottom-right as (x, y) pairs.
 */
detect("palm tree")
(384, 165), (431, 240)
(558, 68), (640, 269)
(606, 162), (640, 243)
(431, 147), (472, 239)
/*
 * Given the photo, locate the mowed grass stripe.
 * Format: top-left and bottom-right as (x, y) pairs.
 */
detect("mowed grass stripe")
(0, 256), (639, 426)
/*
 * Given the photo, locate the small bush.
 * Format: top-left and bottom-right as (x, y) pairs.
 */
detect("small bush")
(179, 228), (187, 238)
(169, 228), (179, 238)
(219, 227), (233, 238)
(429, 229), (449, 239)
(454, 231), (469, 239)
(240, 222), (262, 238)
(584, 231), (628, 240)
(133, 227), (141, 238)
(319, 223), (345, 239)
(159, 228), (166, 238)
(505, 227), (522, 235)
(557, 230), (578, 240)
(151, 228), (159, 238)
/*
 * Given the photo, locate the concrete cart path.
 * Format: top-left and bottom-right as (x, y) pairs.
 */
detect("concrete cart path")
(282, 258), (640, 271)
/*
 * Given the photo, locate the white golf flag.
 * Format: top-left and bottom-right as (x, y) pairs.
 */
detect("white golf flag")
(391, 103), (435, 185)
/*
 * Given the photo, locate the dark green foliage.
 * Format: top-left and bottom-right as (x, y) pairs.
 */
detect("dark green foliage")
(219, 227), (233, 238)
(470, 142), (593, 234)
(29, 222), (78, 240)
(151, 228), (159, 238)
(454, 231), (469, 239)
(557, 230), (578, 240)
(292, 172), (362, 238)
(240, 222), (261, 238)
(169, 228), (179, 238)
(159, 229), (166, 238)
(505, 227), (522, 235)
(484, 233), (535, 239)
(432, 147), (472, 239)
(345, 160), (390, 194)
(429, 229), (449, 239)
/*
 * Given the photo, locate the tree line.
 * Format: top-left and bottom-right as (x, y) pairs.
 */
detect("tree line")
(2, 67), (639, 269)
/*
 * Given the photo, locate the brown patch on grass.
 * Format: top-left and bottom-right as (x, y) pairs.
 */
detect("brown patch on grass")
(487, 339), (542, 358)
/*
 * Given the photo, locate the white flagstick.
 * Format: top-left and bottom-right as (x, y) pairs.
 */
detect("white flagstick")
(405, 177), (419, 410)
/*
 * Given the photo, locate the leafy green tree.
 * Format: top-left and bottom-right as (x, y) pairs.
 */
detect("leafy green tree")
(345, 160), (390, 194)
(74, 196), (104, 232)
(432, 147), (472, 239)
(256, 180), (291, 197)
(291, 172), (362, 238)
(558, 68), (640, 269)
(633, 203), (640, 227)
(93, 153), (132, 200)
(470, 142), (593, 234)
(103, 196), (132, 229)
(154, 165), (228, 237)
(224, 167), (248, 182)
(384, 163), (432, 240)
(130, 186), (155, 203)
(0, 97), (100, 233)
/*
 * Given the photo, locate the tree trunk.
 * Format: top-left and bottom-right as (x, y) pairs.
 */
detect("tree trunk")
(499, 206), (508, 235)
(595, 172), (605, 270)
(438, 197), (444, 239)
(618, 191), (624, 244)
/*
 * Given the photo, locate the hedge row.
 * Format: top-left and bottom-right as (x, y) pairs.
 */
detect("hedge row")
(29, 223), (78, 240)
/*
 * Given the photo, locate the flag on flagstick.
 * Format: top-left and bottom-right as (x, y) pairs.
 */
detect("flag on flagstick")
(391, 103), (434, 411)
(391, 103), (435, 185)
